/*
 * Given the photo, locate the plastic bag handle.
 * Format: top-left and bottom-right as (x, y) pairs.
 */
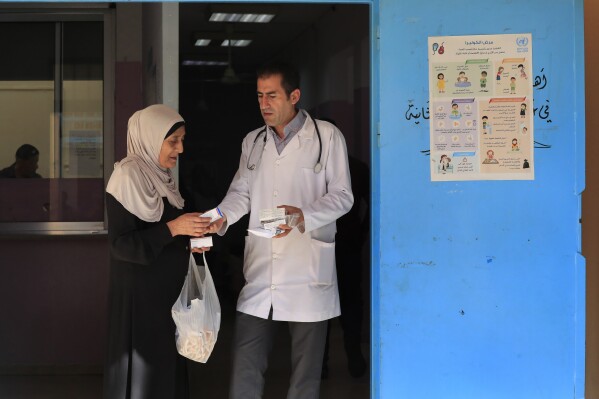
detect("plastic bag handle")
(187, 252), (209, 299)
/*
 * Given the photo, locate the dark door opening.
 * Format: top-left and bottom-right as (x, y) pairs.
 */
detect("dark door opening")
(178, 4), (371, 397)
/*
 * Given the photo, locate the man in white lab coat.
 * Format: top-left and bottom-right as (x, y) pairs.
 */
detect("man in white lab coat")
(211, 62), (354, 398)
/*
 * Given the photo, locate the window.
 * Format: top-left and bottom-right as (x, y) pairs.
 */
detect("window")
(0, 10), (113, 234)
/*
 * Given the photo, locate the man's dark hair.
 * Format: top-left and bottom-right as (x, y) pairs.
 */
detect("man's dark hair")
(256, 62), (300, 97)
(15, 144), (39, 160)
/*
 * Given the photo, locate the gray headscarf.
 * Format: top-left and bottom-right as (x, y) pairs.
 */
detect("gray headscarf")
(106, 104), (185, 222)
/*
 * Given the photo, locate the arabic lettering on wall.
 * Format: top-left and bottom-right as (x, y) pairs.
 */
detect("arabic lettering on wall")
(531, 68), (550, 122)
(405, 101), (429, 124)
(406, 67), (550, 126)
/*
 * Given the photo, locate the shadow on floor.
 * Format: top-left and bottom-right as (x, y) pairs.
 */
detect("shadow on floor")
(0, 308), (369, 399)
(188, 303), (370, 398)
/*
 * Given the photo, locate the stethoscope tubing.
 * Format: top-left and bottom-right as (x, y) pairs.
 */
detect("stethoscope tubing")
(247, 112), (322, 173)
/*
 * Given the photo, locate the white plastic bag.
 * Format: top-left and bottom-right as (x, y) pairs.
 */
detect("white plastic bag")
(172, 252), (221, 363)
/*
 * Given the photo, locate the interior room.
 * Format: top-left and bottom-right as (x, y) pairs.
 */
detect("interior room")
(177, 3), (371, 397)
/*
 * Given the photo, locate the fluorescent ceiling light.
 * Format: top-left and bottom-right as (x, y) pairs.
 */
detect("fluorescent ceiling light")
(192, 31), (256, 45)
(221, 39), (252, 47)
(209, 12), (274, 23)
(210, 13), (241, 22)
(182, 60), (229, 66)
(194, 39), (211, 47)
(239, 13), (275, 23)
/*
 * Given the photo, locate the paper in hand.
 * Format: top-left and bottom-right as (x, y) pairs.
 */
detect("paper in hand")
(247, 226), (283, 238)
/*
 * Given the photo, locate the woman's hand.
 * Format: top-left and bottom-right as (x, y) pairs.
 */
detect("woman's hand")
(208, 214), (227, 234)
(167, 213), (212, 237)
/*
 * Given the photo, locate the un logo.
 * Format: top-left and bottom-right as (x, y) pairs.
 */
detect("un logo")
(516, 36), (529, 47)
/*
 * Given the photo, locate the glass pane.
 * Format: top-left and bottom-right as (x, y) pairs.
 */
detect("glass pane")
(0, 21), (105, 224)
(61, 22), (104, 179)
(0, 22), (55, 223)
(0, 22), (55, 81)
(59, 21), (104, 222)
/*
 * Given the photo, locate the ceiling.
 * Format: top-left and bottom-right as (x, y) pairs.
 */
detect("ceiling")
(179, 3), (336, 83)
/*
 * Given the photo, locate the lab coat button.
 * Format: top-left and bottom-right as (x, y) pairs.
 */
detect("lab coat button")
(273, 254), (278, 260)
(273, 190), (278, 197)
(275, 160), (280, 165)
(271, 284), (276, 290)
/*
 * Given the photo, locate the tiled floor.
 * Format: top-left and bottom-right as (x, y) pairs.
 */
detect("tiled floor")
(0, 317), (369, 399)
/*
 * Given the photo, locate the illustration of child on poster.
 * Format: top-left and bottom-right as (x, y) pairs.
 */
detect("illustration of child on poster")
(428, 33), (534, 181)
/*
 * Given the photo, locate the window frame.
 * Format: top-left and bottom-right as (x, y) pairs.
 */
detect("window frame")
(0, 7), (114, 235)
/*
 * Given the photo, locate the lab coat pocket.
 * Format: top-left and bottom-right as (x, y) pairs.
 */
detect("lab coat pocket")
(309, 238), (336, 284)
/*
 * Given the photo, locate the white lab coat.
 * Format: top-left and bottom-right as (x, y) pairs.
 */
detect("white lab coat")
(218, 112), (354, 322)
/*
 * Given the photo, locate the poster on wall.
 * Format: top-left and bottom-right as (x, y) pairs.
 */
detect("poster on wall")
(428, 33), (533, 181)
(61, 113), (103, 178)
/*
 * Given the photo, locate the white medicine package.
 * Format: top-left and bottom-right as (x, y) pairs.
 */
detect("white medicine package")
(248, 208), (287, 238)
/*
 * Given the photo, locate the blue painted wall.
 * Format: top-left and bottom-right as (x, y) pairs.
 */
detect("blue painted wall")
(374, 0), (585, 398)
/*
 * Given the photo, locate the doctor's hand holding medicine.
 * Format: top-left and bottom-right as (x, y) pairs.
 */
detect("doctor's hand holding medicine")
(209, 62), (353, 399)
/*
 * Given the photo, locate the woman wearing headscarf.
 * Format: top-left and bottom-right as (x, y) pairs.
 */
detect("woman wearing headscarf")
(103, 104), (213, 399)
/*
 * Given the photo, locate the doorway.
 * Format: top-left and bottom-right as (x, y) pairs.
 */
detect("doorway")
(177, 3), (371, 398)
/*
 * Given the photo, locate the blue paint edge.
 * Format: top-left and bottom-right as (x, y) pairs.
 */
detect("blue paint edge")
(573, 1), (586, 398)
(369, 0), (380, 398)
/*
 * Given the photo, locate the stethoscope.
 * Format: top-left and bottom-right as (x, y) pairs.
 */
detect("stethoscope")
(247, 111), (323, 173)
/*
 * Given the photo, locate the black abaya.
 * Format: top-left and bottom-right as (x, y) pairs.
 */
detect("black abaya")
(103, 194), (190, 399)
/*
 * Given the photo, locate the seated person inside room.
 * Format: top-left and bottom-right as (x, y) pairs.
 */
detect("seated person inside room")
(0, 144), (41, 178)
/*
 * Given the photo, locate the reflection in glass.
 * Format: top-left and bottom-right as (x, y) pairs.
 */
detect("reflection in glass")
(0, 23), (54, 180)
(62, 22), (103, 179)
(0, 21), (104, 223)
